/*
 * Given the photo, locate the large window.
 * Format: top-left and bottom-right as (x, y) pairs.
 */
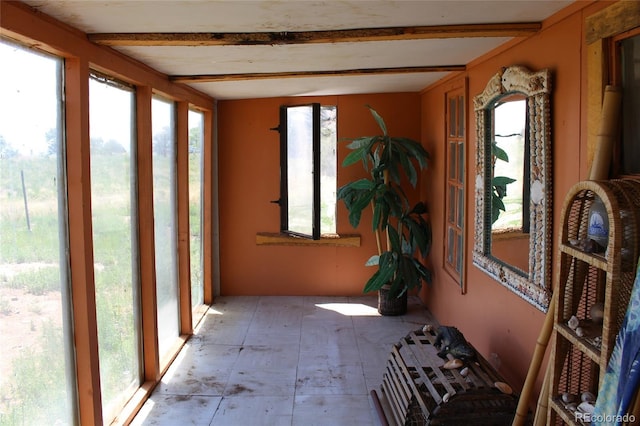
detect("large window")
(89, 73), (141, 422)
(277, 104), (336, 239)
(0, 40), (75, 425)
(1, 6), (216, 423)
(188, 109), (204, 316)
(444, 89), (465, 287)
(152, 97), (180, 362)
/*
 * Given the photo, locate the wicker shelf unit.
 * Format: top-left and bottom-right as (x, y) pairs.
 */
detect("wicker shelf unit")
(548, 178), (640, 425)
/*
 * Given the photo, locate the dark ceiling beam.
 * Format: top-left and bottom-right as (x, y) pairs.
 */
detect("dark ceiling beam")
(89, 23), (541, 46)
(170, 65), (466, 83)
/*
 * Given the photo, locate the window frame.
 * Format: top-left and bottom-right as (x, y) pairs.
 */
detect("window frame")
(188, 107), (206, 322)
(443, 83), (467, 292)
(277, 103), (322, 240)
(0, 39), (79, 425)
(88, 70), (143, 422)
(585, 1), (640, 181)
(258, 100), (358, 246)
(150, 94), (181, 366)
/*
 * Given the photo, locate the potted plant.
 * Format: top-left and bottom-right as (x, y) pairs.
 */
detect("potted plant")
(337, 106), (432, 315)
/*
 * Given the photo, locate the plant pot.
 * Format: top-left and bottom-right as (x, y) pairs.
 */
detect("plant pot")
(377, 286), (408, 316)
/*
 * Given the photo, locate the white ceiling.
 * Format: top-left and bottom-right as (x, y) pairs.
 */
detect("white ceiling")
(21, 0), (574, 100)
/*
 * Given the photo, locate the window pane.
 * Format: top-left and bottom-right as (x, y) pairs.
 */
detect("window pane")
(152, 97), (180, 361)
(457, 186), (464, 228)
(89, 75), (140, 421)
(456, 234), (463, 273)
(0, 41), (75, 425)
(449, 98), (456, 137)
(320, 106), (337, 235)
(448, 185), (455, 223)
(457, 141), (464, 183)
(446, 227), (454, 264)
(448, 142), (456, 180)
(286, 106), (314, 236)
(457, 95), (465, 137)
(621, 34), (640, 175)
(188, 109), (204, 313)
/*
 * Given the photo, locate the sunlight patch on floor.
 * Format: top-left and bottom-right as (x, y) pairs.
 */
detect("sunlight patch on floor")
(315, 303), (380, 316)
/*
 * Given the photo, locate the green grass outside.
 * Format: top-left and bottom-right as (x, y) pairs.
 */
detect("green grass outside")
(1, 150), (205, 424)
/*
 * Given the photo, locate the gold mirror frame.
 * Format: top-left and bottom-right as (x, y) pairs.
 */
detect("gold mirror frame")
(473, 65), (552, 311)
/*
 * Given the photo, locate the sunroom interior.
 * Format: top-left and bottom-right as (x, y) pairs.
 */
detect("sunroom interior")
(1, 0), (640, 425)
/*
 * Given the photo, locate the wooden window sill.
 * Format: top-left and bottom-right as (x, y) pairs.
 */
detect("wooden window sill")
(491, 229), (529, 241)
(256, 232), (360, 247)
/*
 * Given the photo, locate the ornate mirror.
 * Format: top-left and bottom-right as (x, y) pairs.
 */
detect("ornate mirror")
(473, 65), (552, 311)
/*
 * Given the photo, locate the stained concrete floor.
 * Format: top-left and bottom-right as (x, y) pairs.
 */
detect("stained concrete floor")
(131, 295), (436, 425)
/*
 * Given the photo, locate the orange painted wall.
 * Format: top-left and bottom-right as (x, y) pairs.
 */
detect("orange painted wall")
(218, 93), (422, 296)
(492, 236), (530, 273)
(419, 1), (609, 400)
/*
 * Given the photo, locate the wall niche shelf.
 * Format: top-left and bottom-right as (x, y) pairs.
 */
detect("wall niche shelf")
(548, 178), (640, 425)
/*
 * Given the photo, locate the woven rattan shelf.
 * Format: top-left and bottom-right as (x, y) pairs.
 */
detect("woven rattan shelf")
(548, 178), (640, 425)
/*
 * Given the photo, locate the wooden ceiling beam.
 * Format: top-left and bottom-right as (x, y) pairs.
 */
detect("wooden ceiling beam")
(170, 65), (466, 83)
(89, 23), (541, 46)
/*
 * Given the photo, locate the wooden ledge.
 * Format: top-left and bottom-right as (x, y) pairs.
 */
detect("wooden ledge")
(256, 232), (361, 247)
(491, 229), (529, 241)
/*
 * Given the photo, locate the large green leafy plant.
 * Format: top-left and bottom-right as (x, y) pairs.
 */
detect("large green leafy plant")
(337, 106), (432, 299)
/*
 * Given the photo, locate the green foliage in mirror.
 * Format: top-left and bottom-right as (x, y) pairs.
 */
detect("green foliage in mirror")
(491, 140), (516, 224)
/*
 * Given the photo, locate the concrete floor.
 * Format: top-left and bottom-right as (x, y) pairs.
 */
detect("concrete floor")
(131, 295), (436, 425)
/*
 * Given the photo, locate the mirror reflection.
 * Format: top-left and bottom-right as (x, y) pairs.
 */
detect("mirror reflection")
(490, 95), (529, 273)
